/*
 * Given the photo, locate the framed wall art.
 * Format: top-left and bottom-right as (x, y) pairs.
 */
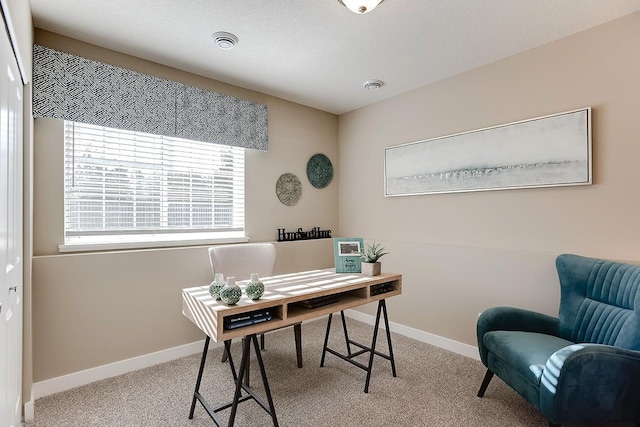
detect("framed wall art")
(384, 107), (592, 196)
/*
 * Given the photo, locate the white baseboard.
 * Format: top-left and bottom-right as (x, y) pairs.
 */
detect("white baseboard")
(32, 339), (214, 400)
(32, 314), (478, 402)
(23, 390), (34, 422)
(342, 309), (480, 361)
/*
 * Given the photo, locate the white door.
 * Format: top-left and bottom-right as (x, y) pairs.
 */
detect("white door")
(0, 13), (24, 427)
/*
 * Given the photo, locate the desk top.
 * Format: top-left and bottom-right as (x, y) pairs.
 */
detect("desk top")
(182, 269), (402, 342)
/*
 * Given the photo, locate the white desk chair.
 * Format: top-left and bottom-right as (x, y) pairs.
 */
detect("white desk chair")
(208, 243), (303, 381)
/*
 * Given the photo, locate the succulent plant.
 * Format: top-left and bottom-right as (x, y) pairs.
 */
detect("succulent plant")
(360, 242), (389, 263)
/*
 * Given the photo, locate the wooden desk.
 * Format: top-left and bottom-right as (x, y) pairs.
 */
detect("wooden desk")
(182, 269), (402, 426)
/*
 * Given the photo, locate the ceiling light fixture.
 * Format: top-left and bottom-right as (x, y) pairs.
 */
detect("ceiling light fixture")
(363, 79), (383, 90)
(211, 31), (239, 50)
(338, 0), (384, 14)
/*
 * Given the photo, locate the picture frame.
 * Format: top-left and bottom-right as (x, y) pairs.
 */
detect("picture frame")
(384, 107), (592, 196)
(333, 237), (364, 273)
(338, 241), (361, 256)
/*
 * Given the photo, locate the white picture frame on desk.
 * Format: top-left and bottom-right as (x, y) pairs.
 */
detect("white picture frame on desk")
(338, 241), (361, 256)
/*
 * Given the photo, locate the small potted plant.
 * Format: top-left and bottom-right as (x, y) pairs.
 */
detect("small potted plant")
(359, 242), (388, 276)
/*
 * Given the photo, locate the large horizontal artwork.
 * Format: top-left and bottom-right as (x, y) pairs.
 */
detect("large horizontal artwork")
(384, 108), (592, 196)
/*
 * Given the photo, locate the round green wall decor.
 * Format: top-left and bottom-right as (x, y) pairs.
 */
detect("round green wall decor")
(306, 153), (333, 189)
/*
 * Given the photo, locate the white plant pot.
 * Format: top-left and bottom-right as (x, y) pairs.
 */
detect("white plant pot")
(361, 262), (381, 276)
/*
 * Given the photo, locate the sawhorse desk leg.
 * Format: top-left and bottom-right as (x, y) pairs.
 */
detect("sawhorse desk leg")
(320, 299), (397, 393)
(188, 334), (279, 426)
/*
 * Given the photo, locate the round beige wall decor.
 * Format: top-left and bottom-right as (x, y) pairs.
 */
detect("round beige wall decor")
(276, 173), (302, 206)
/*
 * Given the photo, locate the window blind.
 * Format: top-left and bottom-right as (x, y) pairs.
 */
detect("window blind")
(64, 121), (245, 241)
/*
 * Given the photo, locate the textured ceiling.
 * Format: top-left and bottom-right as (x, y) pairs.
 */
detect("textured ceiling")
(29, 0), (640, 115)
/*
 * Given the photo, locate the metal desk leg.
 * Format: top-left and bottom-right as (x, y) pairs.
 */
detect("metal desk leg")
(340, 310), (353, 356)
(221, 338), (250, 386)
(294, 323), (303, 368)
(226, 335), (279, 427)
(364, 299), (397, 392)
(242, 338), (250, 387)
(189, 335), (279, 427)
(251, 334), (279, 427)
(224, 339), (239, 381)
(320, 299), (398, 393)
(189, 336), (210, 419)
(381, 299), (397, 377)
(228, 336), (252, 426)
(320, 312), (333, 367)
(363, 302), (381, 393)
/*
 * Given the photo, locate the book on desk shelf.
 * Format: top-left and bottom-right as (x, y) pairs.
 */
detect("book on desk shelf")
(370, 283), (394, 296)
(223, 309), (272, 330)
(224, 315), (272, 330)
(298, 294), (339, 309)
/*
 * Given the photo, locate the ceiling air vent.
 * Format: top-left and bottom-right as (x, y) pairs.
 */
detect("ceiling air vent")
(363, 79), (383, 90)
(211, 32), (239, 50)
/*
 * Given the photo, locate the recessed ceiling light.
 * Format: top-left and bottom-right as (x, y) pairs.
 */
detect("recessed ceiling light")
(363, 79), (383, 90)
(211, 32), (239, 50)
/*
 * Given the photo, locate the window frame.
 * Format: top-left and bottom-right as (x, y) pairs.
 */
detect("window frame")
(60, 121), (248, 253)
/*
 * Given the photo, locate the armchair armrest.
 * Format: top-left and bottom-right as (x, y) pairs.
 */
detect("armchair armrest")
(540, 344), (640, 424)
(477, 306), (559, 365)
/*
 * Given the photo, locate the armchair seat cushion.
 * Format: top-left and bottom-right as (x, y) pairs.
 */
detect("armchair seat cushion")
(484, 331), (573, 406)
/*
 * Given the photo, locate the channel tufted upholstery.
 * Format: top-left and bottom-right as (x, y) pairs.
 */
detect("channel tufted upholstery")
(477, 254), (640, 426)
(557, 255), (640, 349)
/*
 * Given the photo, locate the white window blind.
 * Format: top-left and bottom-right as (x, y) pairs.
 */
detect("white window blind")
(64, 121), (245, 246)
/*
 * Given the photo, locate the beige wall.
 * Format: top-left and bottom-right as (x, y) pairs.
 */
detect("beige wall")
(30, 11), (640, 385)
(339, 12), (640, 345)
(31, 31), (338, 382)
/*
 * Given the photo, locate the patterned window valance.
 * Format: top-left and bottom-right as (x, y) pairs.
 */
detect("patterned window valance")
(32, 44), (268, 151)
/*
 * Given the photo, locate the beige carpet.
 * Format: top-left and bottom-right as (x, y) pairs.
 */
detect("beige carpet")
(28, 318), (633, 427)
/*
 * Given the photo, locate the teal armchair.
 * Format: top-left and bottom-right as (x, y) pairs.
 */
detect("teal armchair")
(477, 254), (640, 426)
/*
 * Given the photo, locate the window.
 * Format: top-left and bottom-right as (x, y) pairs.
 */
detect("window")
(62, 121), (245, 250)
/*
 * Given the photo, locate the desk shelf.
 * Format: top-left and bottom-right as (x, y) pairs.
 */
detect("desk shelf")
(182, 270), (402, 342)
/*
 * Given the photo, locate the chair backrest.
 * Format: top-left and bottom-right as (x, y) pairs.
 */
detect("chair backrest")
(208, 243), (276, 282)
(556, 253), (640, 350)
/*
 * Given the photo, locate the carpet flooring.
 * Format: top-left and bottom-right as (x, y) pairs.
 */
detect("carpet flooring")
(27, 318), (634, 426)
